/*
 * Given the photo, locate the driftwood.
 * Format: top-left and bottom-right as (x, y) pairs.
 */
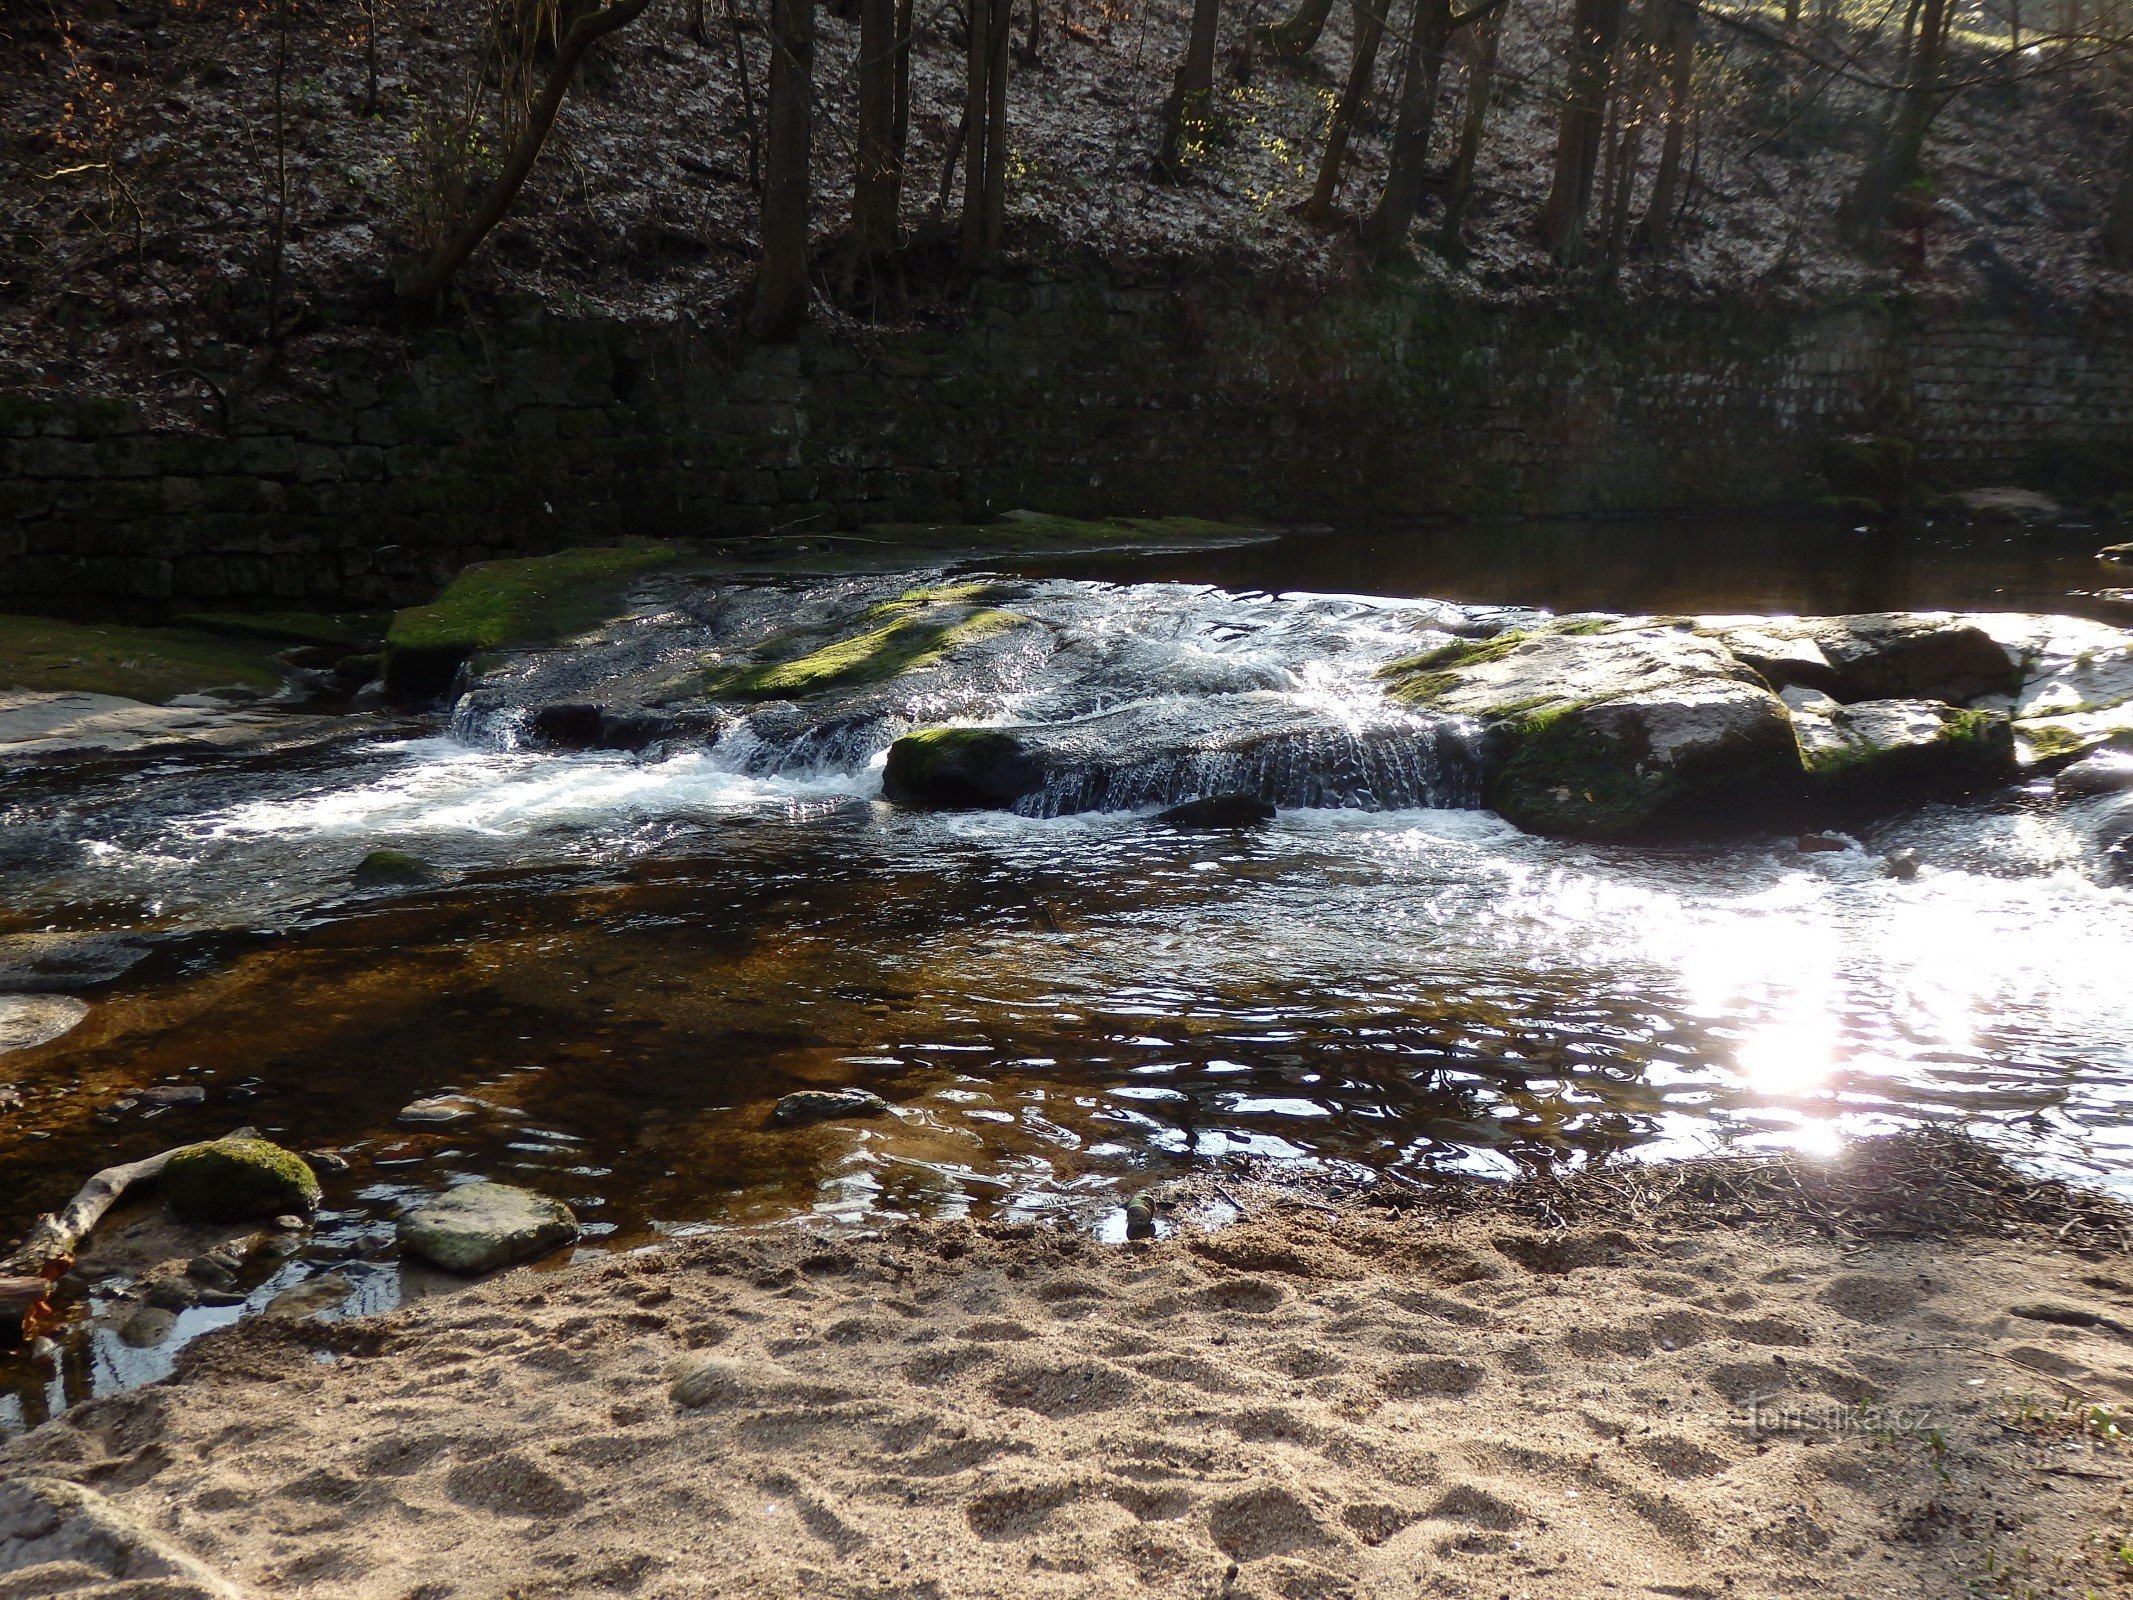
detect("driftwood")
(0, 1142), (199, 1281)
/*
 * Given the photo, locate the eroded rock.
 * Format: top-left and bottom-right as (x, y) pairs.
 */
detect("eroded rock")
(768, 1088), (893, 1128)
(162, 1137), (322, 1224)
(396, 1182), (578, 1275)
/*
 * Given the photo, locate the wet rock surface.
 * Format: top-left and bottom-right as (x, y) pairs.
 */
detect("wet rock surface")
(396, 1182), (579, 1275)
(768, 1088), (894, 1128)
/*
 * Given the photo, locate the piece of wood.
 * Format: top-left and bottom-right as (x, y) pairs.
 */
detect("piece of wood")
(0, 1143), (196, 1280)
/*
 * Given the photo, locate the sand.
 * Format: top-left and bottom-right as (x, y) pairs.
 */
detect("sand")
(7, 1145), (2133, 1600)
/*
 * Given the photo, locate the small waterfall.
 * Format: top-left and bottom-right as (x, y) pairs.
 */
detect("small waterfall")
(715, 712), (903, 778)
(1012, 713), (1486, 818)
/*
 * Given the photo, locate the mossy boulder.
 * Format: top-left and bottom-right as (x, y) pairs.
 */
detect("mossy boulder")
(384, 543), (679, 699)
(1787, 690), (2016, 799)
(163, 1137), (322, 1223)
(0, 615), (283, 704)
(1822, 435), (1922, 514)
(701, 585), (1034, 701)
(882, 727), (1047, 809)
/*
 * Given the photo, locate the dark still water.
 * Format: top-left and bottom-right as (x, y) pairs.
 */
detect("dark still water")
(3, 515), (2129, 1429)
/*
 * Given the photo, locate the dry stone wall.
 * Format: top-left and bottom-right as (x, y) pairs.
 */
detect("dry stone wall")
(3, 281), (2129, 616)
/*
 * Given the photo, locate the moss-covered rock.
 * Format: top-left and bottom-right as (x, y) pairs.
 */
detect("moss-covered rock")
(701, 586), (1033, 701)
(1788, 691), (2016, 799)
(1822, 434), (1922, 514)
(162, 1137), (322, 1222)
(0, 615), (284, 704)
(384, 543), (679, 699)
(173, 612), (385, 651)
(881, 727), (1048, 809)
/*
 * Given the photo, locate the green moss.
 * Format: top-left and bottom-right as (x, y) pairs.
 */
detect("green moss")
(175, 611), (386, 650)
(384, 543), (678, 696)
(2016, 722), (2089, 761)
(1378, 632), (1528, 704)
(162, 1136), (321, 1222)
(1489, 707), (1656, 838)
(704, 607), (1031, 701)
(387, 544), (678, 656)
(0, 614), (284, 703)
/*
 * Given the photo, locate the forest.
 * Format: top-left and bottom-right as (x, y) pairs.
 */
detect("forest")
(6, 0), (2133, 402)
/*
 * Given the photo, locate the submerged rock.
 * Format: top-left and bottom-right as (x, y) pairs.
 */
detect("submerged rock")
(162, 1137), (322, 1223)
(1881, 848), (1923, 880)
(2100, 543), (2133, 563)
(1953, 487), (2062, 526)
(0, 993), (88, 1054)
(396, 1094), (484, 1129)
(1155, 794), (1277, 828)
(263, 1272), (353, 1319)
(397, 1182), (578, 1275)
(769, 1088), (893, 1128)
(2057, 751), (2133, 798)
(353, 848), (436, 888)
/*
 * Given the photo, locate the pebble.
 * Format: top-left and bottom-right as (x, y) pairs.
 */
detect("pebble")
(767, 1088), (893, 1128)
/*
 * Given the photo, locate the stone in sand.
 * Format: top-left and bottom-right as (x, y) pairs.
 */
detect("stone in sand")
(397, 1182), (578, 1275)
(768, 1088), (893, 1128)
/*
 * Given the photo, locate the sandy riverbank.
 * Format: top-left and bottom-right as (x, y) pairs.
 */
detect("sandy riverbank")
(6, 1135), (2133, 1599)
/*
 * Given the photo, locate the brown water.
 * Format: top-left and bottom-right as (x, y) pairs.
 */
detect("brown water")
(3, 515), (2129, 1431)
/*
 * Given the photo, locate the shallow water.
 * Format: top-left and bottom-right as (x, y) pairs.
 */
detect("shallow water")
(3, 514), (2129, 1431)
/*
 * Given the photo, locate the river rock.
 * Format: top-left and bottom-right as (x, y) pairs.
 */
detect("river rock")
(2101, 543), (2133, 563)
(1785, 689), (2016, 796)
(769, 1088), (893, 1127)
(0, 994), (88, 1054)
(353, 848), (436, 887)
(263, 1271), (353, 1318)
(2056, 751), (2133, 798)
(1388, 627), (1801, 837)
(1984, 614), (2133, 764)
(162, 1137), (322, 1223)
(1715, 615), (2020, 704)
(1155, 793), (1276, 827)
(396, 1182), (578, 1274)
(396, 1094), (483, 1129)
(1953, 487), (2062, 526)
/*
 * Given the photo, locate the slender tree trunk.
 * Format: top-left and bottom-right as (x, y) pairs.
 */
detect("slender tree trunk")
(727, 0), (763, 189)
(361, 0), (380, 116)
(2103, 111), (2133, 265)
(1539, 0), (1627, 263)
(1635, 0), (1694, 250)
(752, 0), (815, 338)
(892, 0), (913, 211)
(1257, 0), (1336, 59)
(1438, 1), (1502, 248)
(1365, 0), (1453, 263)
(1837, 0), (1945, 246)
(1601, 0), (1664, 276)
(268, 0), (290, 340)
(1303, 0), (1388, 221)
(1157, 0), (1224, 176)
(1025, 0), (1044, 61)
(960, 0), (1012, 266)
(395, 0), (657, 303)
(855, 0), (901, 259)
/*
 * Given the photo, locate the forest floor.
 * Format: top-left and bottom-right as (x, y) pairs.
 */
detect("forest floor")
(3, 0), (2132, 424)
(8, 1135), (2133, 1598)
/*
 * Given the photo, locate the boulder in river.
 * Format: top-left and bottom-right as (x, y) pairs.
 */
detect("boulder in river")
(353, 848), (436, 888)
(1952, 487), (2062, 526)
(1155, 794), (1276, 828)
(0, 993), (88, 1054)
(1385, 626), (1802, 837)
(1708, 614), (2018, 704)
(162, 1136), (322, 1223)
(397, 1182), (579, 1274)
(2056, 751), (2133, 799)
(769, 1088), (893, 1127)
(396, 1094), (484, 1129)
(1786, 690), (2016, 798)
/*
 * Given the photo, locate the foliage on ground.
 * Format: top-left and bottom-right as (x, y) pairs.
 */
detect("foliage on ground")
(0, 614), (286, 703)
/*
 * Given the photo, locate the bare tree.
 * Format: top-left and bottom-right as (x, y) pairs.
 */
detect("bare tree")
(959, 0), (1013, 267)
(1366, 0), (1455, 262)
(854, 0), (903, 261)
(394, 0), (655, 303)
(1837, 0), (1947, 244)
(1539, 0), (1628, 263)
(1303, 0), (1390, 220)
(1439, 1), (1504, 248)
(752, 0), (814, 338)
(1635, 0), (1693, 250)
(1257, 0), (1337, 59)
(1158, 0), (1225, 175)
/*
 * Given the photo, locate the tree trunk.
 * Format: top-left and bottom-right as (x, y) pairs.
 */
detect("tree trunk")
(1538, 0), (1627, 263)
(1303, 0), (1389, 221)
(1438, 1), (1502, 248)
(727, 0), (763, 190)
(395, 0), (655, 303)
(1636, 0), (1694, 250)
(1365, 0), (1453, 263)
(893, 0), (913, 203)
(752, 0), (815, 339)
(1837, 0), (1945, 246)
(1601, 0), (1665, 276)
(959, 0), (1012, 267)
(1257, 0), (1336, 59)
(855, 0), (901, 260)
(1158, 0), (1225, 176)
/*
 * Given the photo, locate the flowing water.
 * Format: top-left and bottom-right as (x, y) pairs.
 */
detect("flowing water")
(3, 516), (2130, 1432)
